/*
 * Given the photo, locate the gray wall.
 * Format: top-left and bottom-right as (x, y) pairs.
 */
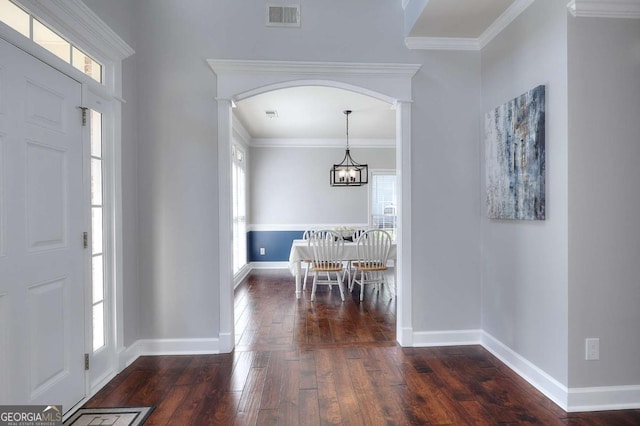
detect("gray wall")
(567, 17), (640, 387)
(250, 146), (395, 226)
(411, 51), (482, 331)
(480, 0), (569, 384)
(83, 0), (482, 341)
(82, 0), (640, 394)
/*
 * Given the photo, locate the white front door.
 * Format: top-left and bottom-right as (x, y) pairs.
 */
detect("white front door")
(0, 38), (85, 411)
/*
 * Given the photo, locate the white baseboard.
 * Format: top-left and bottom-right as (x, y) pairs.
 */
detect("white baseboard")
(218, 332), (234, 353)
(568, 385), (640, 412)
(117, 337), (221, 369)
(397, 326), (414, 346)
(412, 329), (482, 346)
(136, 337), (221, 355)
(117, 341), (142, 369)
(234, 264), (251, 289)
(90, 370), (118, 396)
(249, 261), (289, 269)
(412, 329), (640, 412)
(481, 332), (568, 411)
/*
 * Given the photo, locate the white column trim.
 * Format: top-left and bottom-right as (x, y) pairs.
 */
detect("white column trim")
(217, 98), (235, 353)
(395, 100), (413, 346)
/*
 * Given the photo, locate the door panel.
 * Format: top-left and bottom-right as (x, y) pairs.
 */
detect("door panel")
(26, 141), (67, 251)
(0, 37), (85, 412)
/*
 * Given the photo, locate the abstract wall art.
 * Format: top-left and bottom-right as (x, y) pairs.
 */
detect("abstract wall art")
(485, 85), (546, 220)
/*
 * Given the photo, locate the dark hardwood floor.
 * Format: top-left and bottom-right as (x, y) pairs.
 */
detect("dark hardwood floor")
(83, 269), (640, 425)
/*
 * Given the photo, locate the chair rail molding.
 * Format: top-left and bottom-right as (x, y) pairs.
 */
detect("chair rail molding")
(567, 0), (640, 18)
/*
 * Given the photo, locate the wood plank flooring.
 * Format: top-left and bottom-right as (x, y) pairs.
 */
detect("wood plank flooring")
(83, 269), (640, 425)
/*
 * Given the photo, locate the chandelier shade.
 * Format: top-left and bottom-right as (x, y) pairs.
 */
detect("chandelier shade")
(330, 110), (368, 187)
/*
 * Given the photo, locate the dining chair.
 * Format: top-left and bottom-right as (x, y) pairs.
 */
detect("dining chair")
(350, 229), (392, 301)
(308, 229), (346, 302)
(342, 227), (367, 284)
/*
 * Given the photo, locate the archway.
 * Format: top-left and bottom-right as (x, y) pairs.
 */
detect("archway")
(208, 60), (420, 352)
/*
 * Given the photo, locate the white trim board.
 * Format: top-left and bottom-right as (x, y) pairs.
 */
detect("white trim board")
(118, 338), (221, 362)
(567, 0), (640, 18)
(248, 223), (370, 232)
(249, 262), (289, 269)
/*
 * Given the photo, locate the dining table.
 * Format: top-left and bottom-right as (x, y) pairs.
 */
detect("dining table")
(288, 239), (397, 299)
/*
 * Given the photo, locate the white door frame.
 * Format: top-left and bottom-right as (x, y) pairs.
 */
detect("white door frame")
(208, 60), (420, 350)
(3, 0), (134, 405)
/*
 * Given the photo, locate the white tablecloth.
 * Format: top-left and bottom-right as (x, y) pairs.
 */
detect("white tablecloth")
(288, 239), (397, 298)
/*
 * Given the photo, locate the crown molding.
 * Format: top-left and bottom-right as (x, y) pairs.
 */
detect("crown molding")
(405, 0), (534, 51)
(405, 36), (480, 51)
(14, 0), (134, 61)
(567, 0), (640, 18)
(478, 0), (536, 48)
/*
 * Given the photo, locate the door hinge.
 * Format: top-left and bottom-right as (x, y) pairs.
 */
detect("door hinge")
(84, 353), (90, 370)
(83, 232), (88, 249)
(80, 107), (88, 127)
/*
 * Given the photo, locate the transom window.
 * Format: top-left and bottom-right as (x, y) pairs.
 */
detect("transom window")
(0, 0), (102, 83)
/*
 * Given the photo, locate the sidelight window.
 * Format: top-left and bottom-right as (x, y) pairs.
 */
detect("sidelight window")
(90, 109), (106, 352)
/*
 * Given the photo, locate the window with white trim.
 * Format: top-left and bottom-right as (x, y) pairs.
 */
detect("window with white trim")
(370, 171), (397, 241)
(232, 144), (247, 274)
(89, 109), (106, 351)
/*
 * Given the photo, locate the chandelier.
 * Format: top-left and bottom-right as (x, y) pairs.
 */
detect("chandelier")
(330, 110), (368, 187)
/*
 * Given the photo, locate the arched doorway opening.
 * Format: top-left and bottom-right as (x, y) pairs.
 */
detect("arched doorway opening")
(208, 60), (420, 352)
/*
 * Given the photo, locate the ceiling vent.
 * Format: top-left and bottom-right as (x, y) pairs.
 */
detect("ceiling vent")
(266, 4), (300, 27)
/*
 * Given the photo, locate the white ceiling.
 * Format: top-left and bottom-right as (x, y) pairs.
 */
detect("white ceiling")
(233, 1), (516, 144)
(234, 86), (395, 146)
(408, 0), (515, 38)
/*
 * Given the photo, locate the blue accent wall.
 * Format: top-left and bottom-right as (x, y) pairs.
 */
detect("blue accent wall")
(248, 230), (304, 262)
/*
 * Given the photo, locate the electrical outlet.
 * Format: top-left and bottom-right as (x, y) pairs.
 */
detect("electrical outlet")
(259, 247), (266, 255)
(585, 338), (600, 361)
